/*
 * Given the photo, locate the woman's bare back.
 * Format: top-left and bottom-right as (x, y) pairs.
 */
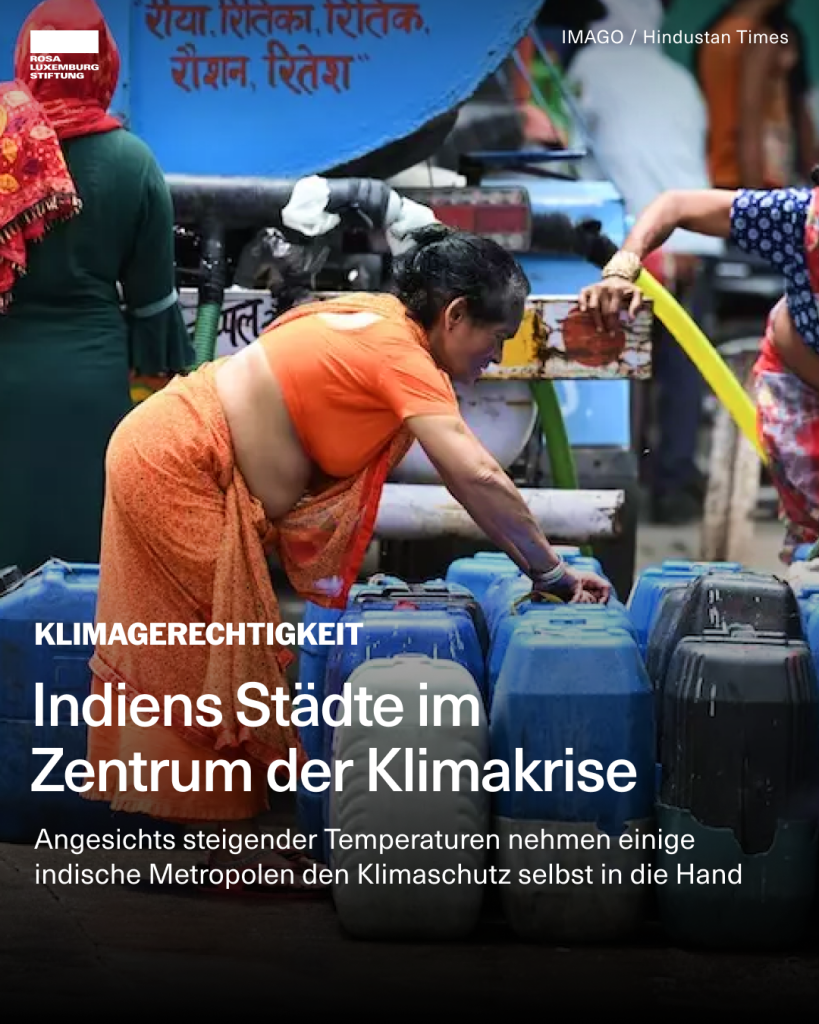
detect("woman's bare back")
(215, 308), (403, 521)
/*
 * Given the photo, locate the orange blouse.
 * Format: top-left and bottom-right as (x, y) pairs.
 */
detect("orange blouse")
(259, 296), (458, 479)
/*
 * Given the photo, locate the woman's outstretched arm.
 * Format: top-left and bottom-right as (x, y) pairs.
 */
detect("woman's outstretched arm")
(578, 189), (737, 329)
(619, 189), (736, 258)
(406, 413), (610, 603)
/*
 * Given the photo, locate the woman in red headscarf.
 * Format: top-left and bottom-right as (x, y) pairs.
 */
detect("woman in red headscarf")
(0, 0), (191, 573)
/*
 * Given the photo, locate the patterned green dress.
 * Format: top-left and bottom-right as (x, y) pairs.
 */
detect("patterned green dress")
(0, 128), (192, 572)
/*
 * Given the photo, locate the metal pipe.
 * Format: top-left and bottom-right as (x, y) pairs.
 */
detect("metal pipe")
(323, 178), (392, 227)
(166, 174), (393, 230)
(167, 175), (296, 228)
(374, 484), (623, 542)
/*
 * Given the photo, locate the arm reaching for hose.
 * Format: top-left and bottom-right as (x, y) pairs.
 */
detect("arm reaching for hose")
(578, 189), (737, 330)
(407, 413), (610, 604)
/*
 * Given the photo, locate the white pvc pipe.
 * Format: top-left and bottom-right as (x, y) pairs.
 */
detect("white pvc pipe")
(374, 484), (623, 542)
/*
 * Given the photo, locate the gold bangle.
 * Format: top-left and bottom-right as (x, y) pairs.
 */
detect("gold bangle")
(601, 251), (642, 283)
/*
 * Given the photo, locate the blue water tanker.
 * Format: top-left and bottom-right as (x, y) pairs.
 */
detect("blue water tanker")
(1, 0), (544, 178)
(481, 573), (536, 638)
(490, 619), (654, 941)
(0, 562), (99, 721)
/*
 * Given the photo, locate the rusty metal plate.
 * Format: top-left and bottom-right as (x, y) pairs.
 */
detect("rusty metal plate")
(485, 296), (653, 380)
(171, 288), (652, 381)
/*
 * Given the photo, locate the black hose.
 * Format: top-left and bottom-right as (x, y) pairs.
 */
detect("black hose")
(192, 221), (227, 368)
(531, 212), (618, 268)
(324, 178), (392, 229)
(167, 174), (393, 232)
(168, 175), (296, 229)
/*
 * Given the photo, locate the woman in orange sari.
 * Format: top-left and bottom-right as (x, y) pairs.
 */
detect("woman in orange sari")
(85, 225), (609, 891)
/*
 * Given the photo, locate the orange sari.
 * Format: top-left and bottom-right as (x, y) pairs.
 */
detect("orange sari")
(85, 295), (416, 820)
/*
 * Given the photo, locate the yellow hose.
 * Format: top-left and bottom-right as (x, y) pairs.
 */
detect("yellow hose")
(636, 269), (767, 464)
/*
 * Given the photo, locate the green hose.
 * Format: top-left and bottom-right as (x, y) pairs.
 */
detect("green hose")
(530, 380), (593, 558)
(191, 300), (223, 369)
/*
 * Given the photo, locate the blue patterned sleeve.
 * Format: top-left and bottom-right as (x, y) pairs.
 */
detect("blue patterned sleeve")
(730, 187), (819, 349)
(729, 188), (812, 268)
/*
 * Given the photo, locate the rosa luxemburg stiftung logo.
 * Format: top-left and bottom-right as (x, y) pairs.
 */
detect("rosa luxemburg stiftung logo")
(29, 28), (100, 80)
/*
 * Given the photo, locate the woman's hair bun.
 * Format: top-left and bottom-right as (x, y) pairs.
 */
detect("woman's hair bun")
(406, 223), (454, 249)
(389, 223), (530, 333)
(811, 165), (819, 187)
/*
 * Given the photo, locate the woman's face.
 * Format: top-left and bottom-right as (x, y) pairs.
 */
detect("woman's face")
(430, 297), (521, 384)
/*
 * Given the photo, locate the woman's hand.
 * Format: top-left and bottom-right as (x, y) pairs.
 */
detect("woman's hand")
(578, 278), (645, 332)
(571, 569), (611, 604)
(532, 566), (611, 605)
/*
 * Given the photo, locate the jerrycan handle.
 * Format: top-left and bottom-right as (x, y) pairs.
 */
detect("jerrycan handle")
(511, 591), (564, 614)
(727, 623), (756, 634)
(414, 581), (450, 596)
(372, 585), (411, 598)
(354, 582), (411, 606)
(701, 624), (790, 645)
(539, 616), (589, 627)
